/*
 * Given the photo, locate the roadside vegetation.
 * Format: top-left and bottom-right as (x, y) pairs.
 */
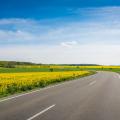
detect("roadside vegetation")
(0, 71), (93, 97)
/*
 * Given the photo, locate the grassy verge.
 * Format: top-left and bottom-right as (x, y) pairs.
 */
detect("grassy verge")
(0, 67), (120, 73)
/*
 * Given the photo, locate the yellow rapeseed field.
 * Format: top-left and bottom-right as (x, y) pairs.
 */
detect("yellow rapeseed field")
(79, 66), (120, 69)
(0, 71), (90, 96)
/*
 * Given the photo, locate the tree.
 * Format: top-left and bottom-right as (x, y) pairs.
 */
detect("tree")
(49, 68), (54, 72)
(5, 62), (15, 68)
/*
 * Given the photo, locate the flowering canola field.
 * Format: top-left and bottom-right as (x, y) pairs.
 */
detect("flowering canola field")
(0, 71), (90, 97)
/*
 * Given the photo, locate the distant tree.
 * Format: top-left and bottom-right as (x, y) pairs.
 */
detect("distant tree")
(109, 68), (113, 70)
(5, 62), (15, 68)
(49, 68), (54, 72)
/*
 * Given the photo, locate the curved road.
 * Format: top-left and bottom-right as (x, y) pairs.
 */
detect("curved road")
(0, 71), (120, 120)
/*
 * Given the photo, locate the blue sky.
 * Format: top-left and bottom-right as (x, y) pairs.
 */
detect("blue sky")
(0, 0), (120, 19)
(0, 0), (120, 64)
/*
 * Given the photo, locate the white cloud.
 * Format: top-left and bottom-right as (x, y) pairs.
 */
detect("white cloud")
(72, 6), (120, 20)
(61, 41), (78, 48)
(1, 6), (120, 45)
(1, 20), (120, 45)
(0, 30), (36, 42)
(0, 18), (34, 25)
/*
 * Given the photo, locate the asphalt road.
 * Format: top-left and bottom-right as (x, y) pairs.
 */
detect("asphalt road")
(0, 71), (120, 120)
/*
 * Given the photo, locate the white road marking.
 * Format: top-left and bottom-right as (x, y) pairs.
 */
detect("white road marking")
(117, 74), (120, 79)
(89, 81), (96, 86)
(27, 104), (56, 120)
(0, 77), (86, 103)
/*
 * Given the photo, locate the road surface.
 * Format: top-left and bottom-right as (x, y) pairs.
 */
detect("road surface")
(0, 71), (120, 120)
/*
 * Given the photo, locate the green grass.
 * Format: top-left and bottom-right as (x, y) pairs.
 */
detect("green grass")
(0, 67), (50, 73)
(0, 67), (120, 73)
(0, 67), (83, 73)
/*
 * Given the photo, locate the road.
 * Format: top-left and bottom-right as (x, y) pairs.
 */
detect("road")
(0, 71), (120, 120)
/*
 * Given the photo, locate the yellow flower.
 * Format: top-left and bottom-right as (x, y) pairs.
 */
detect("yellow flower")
(0, 71), (90, 95)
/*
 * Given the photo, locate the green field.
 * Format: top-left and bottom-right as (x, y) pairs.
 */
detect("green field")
(0, 67), (83, 73)
(0, 61), (120, 73)
(0, 67), (120, 73)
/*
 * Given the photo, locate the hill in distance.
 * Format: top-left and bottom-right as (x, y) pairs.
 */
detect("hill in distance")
(0, 60), (100, 68)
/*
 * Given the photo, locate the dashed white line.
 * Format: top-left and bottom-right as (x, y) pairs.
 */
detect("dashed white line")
(27, 104), (56, 120)
(89, 81), (96, 86)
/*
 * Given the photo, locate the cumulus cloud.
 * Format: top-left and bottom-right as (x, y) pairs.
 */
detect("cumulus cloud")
(0, 18), (33, 25)
(61, 41), (78, 48)
(0, 30), (35, 42)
